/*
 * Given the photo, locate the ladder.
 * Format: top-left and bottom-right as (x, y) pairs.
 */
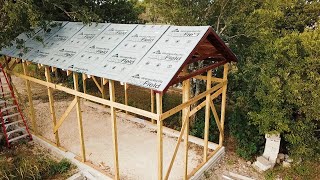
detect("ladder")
(0, 63), (32, 148)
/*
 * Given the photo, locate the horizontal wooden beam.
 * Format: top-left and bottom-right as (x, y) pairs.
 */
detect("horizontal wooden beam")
(9, 71), (159, 120)
(194, 75), (224, 83)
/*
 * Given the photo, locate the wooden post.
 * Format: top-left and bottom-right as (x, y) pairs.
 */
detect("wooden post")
(82, 74), (87, 94)
(151, 89), (155, 124)
(45, 67), (60, 146)
(109, 80), (120, 180)
(182, 76), (190, 180)
(156, 92), (163, 180)
(101, 78), (106, 100)
(124, 83), (128, 114)
(203, 70), (212, 161)
(73, 72), (86, 162)
(219, 63), (229, 146)
(22, 61), (38, 135)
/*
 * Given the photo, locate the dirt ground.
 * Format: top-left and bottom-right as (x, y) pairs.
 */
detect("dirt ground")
(12, 75), (264, 180)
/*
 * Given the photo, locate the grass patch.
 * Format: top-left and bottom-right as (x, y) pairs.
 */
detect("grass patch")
(265, 161), (320, 180)
(0, 143), (76, 180)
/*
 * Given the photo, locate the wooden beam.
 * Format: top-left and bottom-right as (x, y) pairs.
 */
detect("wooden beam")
(151, 89), (155, 124)
(53, 98), (77, 133)
(22, 61), (38, 135)
(92, 76), (103, 93)
(124, 83), (128, 114)
(182, 73), (190, 180)
(103, 78), (108, 85)
(45, 66), (60, 146)
(219, 63), (229, 146)
(109, 80), (120, 180)
(156, 92), (163, 180)
(82, 74), (87, 94)
(101, 78), (106, 100)
(67, 70), (72, 76)
(73, 72), (86, 162)
(203, 70), (212, 162)
(194, 75), (224, 83)
(8, 71), (159, 120)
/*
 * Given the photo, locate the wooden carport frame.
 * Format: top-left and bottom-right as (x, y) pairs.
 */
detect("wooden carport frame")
(1, 27), (237, 180)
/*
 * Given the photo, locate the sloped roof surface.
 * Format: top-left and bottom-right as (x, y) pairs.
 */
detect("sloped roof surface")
(0, 21), (237, 91)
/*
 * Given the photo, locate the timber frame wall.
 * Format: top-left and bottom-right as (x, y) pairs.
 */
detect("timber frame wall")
(2, 55), (229, 180)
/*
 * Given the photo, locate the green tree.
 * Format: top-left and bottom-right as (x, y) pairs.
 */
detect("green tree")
(0, 0), (143, 50)
(144, 0), (320, 159)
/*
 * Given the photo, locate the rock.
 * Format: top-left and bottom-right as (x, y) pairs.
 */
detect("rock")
(247, 161), (252, 165)
(276, 158), (281, 164)
(286, 158), (293, 163)
(283, 161), (291, 168)
(277, 153), (285, 160)
(284, 154), (289, 160)
(253, 156), (273, 172)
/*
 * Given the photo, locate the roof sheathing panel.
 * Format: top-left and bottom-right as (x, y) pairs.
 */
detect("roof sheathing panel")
(94, 24), (169, 82)
(126, 26), (210, 91)
(66, 24), (137, 74)
(43, 23), (110, 69)
(0, 22), (237, 92)
(26, 22), (85, 64)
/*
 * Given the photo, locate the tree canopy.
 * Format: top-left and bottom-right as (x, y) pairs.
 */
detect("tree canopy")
(0, 0), (143, 49)
(143, 0), (320, 159)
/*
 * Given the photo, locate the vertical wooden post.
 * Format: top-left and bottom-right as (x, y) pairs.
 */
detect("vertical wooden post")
(219, 63), (229, 146)
(109, 80), (120, 180)
(124, 83), (128, 114)
(45, 67), (60, 146)
(151, 89), (155, 124)
(22, 61), (38, 135)
(101, 78), (106, 100)
(156, 92), (163, 180)
(73, 72), (86, 162)
(82, 74), (87, 94)
(203, 70), (212, 161)
(182, 75), (190, 180)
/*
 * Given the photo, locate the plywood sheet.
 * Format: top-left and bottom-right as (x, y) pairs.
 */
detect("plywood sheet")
(26, 22), (85, 64)
(126, 26), (210, 91)
(66, 24), (137, 74)
(10, 22), (69, 59)
(43, 23), (110, 69)
(95, 24), (169, 81)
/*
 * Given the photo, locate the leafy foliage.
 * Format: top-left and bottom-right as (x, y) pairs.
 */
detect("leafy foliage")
(0, 0), (143, 50)
(143, 0), (320, 159)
